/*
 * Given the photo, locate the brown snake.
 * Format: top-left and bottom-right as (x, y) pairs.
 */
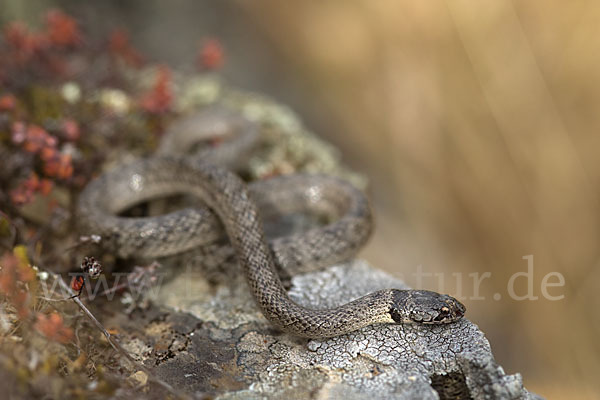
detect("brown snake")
(77, 106), (465, 338)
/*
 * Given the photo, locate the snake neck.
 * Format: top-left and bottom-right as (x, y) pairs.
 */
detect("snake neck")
(186, 160), (395, 338)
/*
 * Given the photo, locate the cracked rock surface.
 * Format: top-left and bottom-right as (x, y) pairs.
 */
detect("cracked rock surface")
(121, 259), (542, 399)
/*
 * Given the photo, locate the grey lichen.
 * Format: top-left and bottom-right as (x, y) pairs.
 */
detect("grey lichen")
(142, 260), (542, 399)
(109, 77), (541, 399)
(173, 74), (367, 189)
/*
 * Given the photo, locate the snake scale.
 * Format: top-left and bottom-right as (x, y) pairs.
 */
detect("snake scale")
(78, 106), (465, 338)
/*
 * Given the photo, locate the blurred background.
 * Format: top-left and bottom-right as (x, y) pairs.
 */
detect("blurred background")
(1, 1), (598, 398)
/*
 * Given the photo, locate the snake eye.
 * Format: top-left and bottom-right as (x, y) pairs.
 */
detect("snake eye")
(433, 306), (451, 322)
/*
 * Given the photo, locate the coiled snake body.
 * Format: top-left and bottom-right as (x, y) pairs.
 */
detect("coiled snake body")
(78, 107), (465, 338)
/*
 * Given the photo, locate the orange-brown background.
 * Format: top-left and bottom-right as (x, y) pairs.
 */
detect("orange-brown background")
(3, 1), (598, 398)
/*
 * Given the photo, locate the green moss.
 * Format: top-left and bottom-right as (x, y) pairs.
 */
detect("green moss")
(26, 86), (67, 122)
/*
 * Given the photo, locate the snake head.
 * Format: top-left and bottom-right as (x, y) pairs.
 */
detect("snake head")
(389, 289), (466, 325)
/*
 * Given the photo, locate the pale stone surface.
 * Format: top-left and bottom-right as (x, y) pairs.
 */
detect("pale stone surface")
(134, 259), (543, 399)
(114, 80), (542, 399)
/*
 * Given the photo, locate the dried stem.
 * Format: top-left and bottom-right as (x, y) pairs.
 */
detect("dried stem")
(49, 270), (191, 400)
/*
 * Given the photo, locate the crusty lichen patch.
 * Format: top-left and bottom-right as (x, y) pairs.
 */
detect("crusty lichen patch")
(116, 260), (538, 399)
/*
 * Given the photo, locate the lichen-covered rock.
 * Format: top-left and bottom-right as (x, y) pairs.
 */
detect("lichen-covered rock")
(121, 259), (543, 400)
(94, 75), (541, 400)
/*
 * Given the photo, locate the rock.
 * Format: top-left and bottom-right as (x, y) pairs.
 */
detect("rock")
(120, 259), (543, 399)
(105, 81), (542, 399)
(127, 370), (149, 387)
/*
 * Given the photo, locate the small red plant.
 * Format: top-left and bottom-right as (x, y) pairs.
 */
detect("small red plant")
(69, 256), (103, 299)
(44, 9), (82, 47)
(34, 312), (74, 344)
(0, 93), (16, 111)
(140, 65), (173, 113)
(19, 124), (57, 153)
(108, 28), (144, 68)
(60, 119), (80, 141)
(43, 153), (73, 180)
(9, 122), (74, 205)
(197, 38), (224, 71)
(0, 247), (37, 318)
(10, 173), (53, 205)
(2, 22), (46, 65)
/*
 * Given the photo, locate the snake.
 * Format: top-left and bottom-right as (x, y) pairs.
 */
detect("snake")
(77, 106), (466, 338)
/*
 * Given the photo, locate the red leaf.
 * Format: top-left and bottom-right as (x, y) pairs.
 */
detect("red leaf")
(35, 312), (74, 344)
(22, 124), (56, 153)
(140, 66), (173, 113)
(108, 28), (144, 68)
(0, 94), (16, 111)
(44, 9), (82, 47)
(10, 173), (40, 205)
(3, 22), (47, 64)
(61, 119), (80, 141)
(197, 38), (224, 71)
(43, 153), (73, 180)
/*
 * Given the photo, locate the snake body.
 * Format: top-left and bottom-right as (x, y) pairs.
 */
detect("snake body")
(78, 107), (465, 338)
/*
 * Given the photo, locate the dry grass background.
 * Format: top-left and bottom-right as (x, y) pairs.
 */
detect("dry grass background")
(233, 3), (600, 398)
(2, 1), (599, 398)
